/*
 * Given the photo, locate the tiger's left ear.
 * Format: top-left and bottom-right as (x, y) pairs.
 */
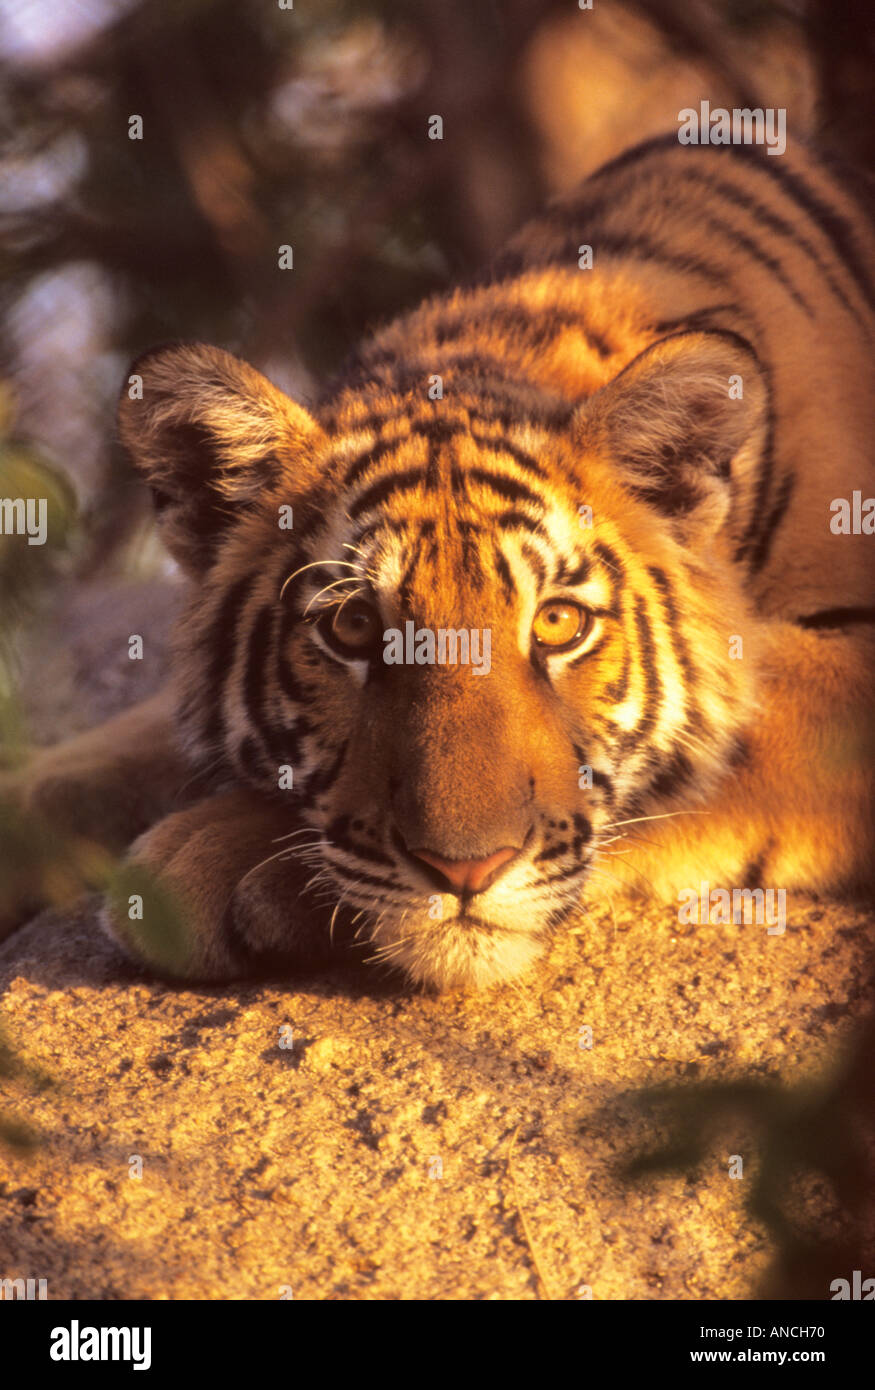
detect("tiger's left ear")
(118, 342), (327, 574)
(573, 330), (769, 543)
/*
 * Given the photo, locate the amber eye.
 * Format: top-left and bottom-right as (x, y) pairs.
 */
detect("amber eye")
(532, 600), (590, 651)
(321, 599), (382, 658)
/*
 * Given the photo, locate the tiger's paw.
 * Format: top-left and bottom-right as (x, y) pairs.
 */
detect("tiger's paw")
(101, 788), (337, 981)
(0, 691), (191, 852)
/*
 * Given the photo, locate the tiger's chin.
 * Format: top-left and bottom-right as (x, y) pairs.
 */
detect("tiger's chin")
(367, 911), (547, 991)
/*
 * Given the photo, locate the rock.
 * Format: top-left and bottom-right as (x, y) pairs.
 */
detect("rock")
(0, 889), (871, 1299)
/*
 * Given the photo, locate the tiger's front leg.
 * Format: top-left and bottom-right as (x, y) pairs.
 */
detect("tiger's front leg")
(603, 623), (875, 907)
(0, 690), (201, 937)
(0, 689), (191, 848)
(106, 787), (341, 980)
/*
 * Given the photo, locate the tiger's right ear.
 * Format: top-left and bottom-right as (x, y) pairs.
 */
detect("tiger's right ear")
(118, 343), (326, 574)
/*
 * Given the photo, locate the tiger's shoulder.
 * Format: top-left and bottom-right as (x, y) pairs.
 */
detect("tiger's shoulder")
(326, 132), (875, 619)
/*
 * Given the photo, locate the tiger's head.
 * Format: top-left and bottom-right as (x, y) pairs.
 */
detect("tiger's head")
(119, 329), (767, 988)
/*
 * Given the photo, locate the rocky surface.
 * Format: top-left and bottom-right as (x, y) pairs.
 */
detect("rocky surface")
(1, 883), (872, 1300)
(0, 578), (872, 1299)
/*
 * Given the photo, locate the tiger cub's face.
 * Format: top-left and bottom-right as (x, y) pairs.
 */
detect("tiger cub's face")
(121, 333), (766, 988)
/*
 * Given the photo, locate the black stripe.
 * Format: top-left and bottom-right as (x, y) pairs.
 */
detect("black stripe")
(397, 549), (420, 611)
(276, 626), (312, 707)
(496, 510), (549, 538)
(652, 303), (741, 335)
(348, 467), (427, 520)
(572, 812), (593, 849)
(303, 739), (349, 801)
(465, 467), (545, 510)
(538, 864), (588, 887)
(646, 748), (695, 802)
(698, 213), (813, 316)
(748, 471), (795, 573)
(572, 746), (616, 802)
(202, 574), (257, 755)
(586, 131), (680, 183)
(647, 566), (709, 747)
(330, 363), (529, 422)
(796, 606), (875, 629)
(238, 734), (270, 784)
(243, 605), (301, 770)
(469, 431), (549, 479)
(624, 595), (661, 747)
(603, 617), (630, 702)
(729, 144), (875, 317)
(672, 169), (866, 330)
(328, 396), (573, 438)
(493, 545), (517, 603)
(433, 349), (526, 381)
(328, 860), (406, 893)
(646, 567), (697, 691)
(460, 528), (486, 588)
(592, 541), (625, 585)
(325, 816), (396, 868)
(735, 369), (776, 560)
(409, 417), (467, 441)
(431, 300), (614, 361)
(534, 842), (570, 864)
(521, 540), (548, 585)
(343, 435), (409, 487)
(591, 767), (614, 797)
(555, 554), (591, 586)
(740, 851), (768, 886)
(551, 230), (730, 287)
(584, 133), (875, 319)
(566, 629), (609, 668)
(581, 146), (857, 327)
(243, 604), (275, 745)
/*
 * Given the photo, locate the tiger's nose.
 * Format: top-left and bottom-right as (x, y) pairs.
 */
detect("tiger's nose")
(408, 844), (521, 896)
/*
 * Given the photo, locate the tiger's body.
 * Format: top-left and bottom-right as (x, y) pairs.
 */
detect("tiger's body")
(8, 134), (875, 988)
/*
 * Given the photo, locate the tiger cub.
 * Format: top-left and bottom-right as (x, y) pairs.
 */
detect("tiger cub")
(8, 134), (875, 989)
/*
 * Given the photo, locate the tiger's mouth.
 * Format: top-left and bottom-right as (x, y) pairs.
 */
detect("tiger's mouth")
(365, 906), (554, 991)
(316, 820), (592, 989)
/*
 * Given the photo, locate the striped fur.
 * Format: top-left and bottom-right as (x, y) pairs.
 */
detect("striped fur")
(92, 135), (875, 984)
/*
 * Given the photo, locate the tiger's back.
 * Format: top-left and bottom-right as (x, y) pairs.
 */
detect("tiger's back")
(334, 133), (875, 616)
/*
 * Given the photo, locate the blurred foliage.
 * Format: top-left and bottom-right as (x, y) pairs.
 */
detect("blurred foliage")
(595, 1008), (875, 1296)
(0, 401), (191, 1148)
(0, 395), (78, 761)
(104, 861), (194, 977)
(0, 0), (561, 564)
(0, 1019), (54, 1152)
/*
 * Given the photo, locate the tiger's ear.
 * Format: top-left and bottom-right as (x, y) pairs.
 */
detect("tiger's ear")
(574, 331), (769, 543)
(118, 343), (326, 573)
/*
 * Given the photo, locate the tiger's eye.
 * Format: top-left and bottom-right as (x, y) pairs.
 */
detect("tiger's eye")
(532, 600), (588, 649)
(330, 599), (381, 653)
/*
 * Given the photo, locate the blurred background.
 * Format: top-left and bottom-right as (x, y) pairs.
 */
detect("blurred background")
(0, 0), (872, 605)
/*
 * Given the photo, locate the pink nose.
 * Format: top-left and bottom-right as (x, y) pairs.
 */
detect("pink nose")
(410, 844), (520, 895)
